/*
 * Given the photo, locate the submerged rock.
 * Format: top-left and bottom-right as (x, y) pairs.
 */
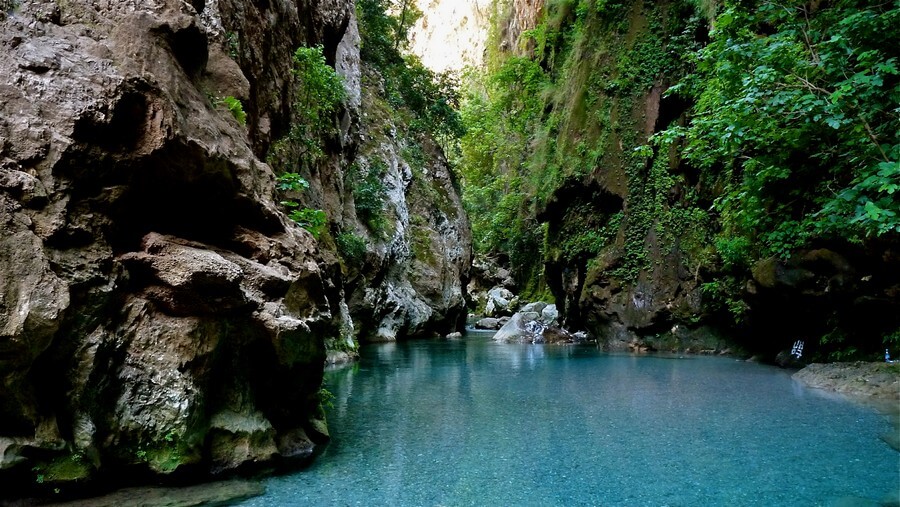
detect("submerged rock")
(50, 480), (265, 507)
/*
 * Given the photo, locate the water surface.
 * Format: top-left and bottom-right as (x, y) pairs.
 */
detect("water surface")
(242, 337), (899, 506)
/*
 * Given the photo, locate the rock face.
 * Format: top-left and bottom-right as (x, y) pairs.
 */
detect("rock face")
(336, 65), (472, 344)
(518, 0), (715, 352)
(0, 0), (470, 493)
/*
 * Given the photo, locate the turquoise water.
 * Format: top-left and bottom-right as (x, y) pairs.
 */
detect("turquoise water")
(241, 337), (899, 506)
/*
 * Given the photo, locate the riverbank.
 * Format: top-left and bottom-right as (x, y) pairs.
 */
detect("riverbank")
(793, 362), (900, 402)
(794, 362), (900, 452)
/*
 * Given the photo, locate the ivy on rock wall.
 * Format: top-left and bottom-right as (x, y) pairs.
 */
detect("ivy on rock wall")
(659, 0), (900, 255)
(459, 0), (709, 306)
(654, 0), (900, 358)
(460, 0), (899, 358)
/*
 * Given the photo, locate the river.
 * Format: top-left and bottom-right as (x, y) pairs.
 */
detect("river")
(240, 335), (899, 506)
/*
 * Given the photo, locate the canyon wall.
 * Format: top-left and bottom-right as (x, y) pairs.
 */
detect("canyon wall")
(464, 0), (899, 358)
(0, 0), (469, 494)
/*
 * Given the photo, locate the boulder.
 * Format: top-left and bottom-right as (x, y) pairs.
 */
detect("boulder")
(492, 313), (532, 343)
(475, 317), (501, 330)
(492, 310), (584, 345)
(519, 302), (547, 314)
(541, 304), (559, 324)
(521, 311), (541, 323)
(484, 287), (518, 317)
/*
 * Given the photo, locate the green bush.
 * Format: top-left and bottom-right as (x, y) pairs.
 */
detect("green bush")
(336, 232), (368, 264)
(661, 0), (900, 255)
(276, 172), (326, 238)
(277, 172), (310, 192)
(285, 205), (326, 239)
(348, 161), (389, 236)
(268, 45), (346, 173)
(220, 96), (246, 125)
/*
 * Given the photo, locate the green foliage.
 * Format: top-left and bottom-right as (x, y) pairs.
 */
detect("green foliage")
(291, 45), (346, 127)
(220, 96), (246, 125)
(317, 387), (335, 410)
(277, 172), (326, 238)
(277, 172), (310, 192)
(348, 160), (389, 236)
(268, 45), (346, 173)
(357, 0), (465, 148)
(660, 0), (900, 261)
(336, 231), (368, 264)
(458, 55), (550, 259)
(700, 277), (749, 323)
(284, 204), (327, 239)
(715, 236), (752, 271)
(225, 31), (240, 59)
(459, 0), (707, 290)
(266, 46), (344, 239)
(560, 210), (622, 262)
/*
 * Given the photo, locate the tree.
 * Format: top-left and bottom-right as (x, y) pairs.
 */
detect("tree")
(659, 0), (899, 260)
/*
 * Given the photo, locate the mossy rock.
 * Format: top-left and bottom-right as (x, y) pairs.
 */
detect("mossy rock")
(145, 442), (200, 474)
(33, 453), (94, 484)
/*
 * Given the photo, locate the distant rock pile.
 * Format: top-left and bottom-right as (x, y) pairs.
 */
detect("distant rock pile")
(470, 284), (591, 344)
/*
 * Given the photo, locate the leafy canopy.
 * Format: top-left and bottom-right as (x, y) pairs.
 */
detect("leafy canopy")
(658, 0), (900, 260)
(357, 0), (465, 147)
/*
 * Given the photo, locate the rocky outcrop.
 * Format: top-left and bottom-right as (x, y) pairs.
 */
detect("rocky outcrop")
(499, 0), (543, 54)
(0, 0), (470, 495)
(467, 255), (515, 311)
(0, 0), (344, 491)
(492, 301), (588, 344)
(483, 287), (517, 317)
(335, 65), (472, 344)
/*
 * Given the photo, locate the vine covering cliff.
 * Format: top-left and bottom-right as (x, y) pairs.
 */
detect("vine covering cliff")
(0, 0), (469, 496)
(458, 0), (899, 359)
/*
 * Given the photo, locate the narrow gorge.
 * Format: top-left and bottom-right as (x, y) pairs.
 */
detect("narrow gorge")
(0, 0), (897, 503)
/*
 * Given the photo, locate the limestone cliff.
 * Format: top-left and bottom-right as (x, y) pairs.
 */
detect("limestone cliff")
(0, 0), (469, 494)
(462, 0), (715, 350)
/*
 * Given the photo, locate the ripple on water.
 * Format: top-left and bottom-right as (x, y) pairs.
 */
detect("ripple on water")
(241, 338), (900, 506)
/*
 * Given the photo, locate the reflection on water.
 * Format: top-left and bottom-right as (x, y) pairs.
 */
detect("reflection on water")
(242, 338), (899, 506)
